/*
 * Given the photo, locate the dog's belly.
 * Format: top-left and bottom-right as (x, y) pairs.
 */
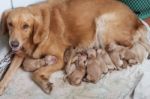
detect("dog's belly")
(62, 0), (142, 49)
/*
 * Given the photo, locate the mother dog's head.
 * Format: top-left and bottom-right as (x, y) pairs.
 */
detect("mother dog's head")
(1, 6), (49, 51)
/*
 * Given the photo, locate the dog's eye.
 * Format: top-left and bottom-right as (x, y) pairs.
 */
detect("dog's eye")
(23, 24), (29, 29)
(8, 22), (13, 27)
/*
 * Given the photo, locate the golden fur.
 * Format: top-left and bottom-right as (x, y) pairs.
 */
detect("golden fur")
(107, 42), (138, 69)
(23, 55), (57, 72)
(0, 0), (149, 95)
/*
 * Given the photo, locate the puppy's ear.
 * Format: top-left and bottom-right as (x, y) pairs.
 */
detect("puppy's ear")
(50, 7), (65, 35)
(0, 10), (11, 35)
(33, 8), (50, 44)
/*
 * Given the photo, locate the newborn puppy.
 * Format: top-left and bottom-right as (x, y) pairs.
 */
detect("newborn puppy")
(85, 48), (111, 83)
(67, 53), (87, 85)
(64, 47), (77, 75)
(130, 42), (147, 63)
(107, 43), (138, 69)
(23, 55), (57, 72)
(97, 49), (116, 70)
(107, 43), (124, 69)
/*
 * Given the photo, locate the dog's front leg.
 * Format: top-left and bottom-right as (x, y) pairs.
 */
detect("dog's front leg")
(32, 56), (64, 94)
(0, 55), (24, 95)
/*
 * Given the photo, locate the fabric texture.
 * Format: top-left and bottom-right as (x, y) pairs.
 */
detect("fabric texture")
(0, 66), (143, 99)
(121, 0), (150, 19)
(0, 35), (12, 79)
(133, 20), (150, 99)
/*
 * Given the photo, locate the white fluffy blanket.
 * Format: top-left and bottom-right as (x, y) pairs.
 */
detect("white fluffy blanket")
(0, 21), (150, 99)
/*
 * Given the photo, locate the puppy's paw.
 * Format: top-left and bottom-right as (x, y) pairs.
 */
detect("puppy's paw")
(128, 59), (138, 66)
(107, 65), (116, 70)
(115, 60), (123, 69)
(85, 75), (98, 84)
(67, 72), (83, 86)
(122, 60), (128, 68)
(44, 55), (57, 65)
(68, 76), (82, 86)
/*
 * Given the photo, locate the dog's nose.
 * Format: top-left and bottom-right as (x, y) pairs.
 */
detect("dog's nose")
(11, 40), (19, 48)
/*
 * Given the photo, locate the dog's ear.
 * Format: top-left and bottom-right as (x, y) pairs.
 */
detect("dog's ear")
(33, 16), (43, 44)
(0, 10), (11, 35)
(32, 8), (50, 44)
(50, 7), (65, 36)
(32, 7), (65, 44)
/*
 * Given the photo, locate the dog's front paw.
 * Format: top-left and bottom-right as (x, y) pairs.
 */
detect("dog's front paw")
(32, 73), (53, 94)
(41, 81), (53, 94)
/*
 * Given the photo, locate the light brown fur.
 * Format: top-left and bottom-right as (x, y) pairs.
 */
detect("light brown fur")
(64, 47), (87, 85)
(85, 48), (115, 83)
(86, 49), (103, 83)
(65, 48), (115, 84)
(97, 49), (116, 70)
(107, 42), (138, 69)
(0, 0), (149, 95)
(130, 42), (147, 63)
(67, 53), (87, 85)
(23, 55), (57, 72)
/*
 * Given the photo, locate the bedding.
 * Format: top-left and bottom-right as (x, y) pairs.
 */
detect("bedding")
(0, 35), (11, 79)
(0, 20), (150, 99)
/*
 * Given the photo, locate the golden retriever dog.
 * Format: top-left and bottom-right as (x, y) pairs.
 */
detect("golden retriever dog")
(0, 0), (150, 95)
(0, 2), (52, 94)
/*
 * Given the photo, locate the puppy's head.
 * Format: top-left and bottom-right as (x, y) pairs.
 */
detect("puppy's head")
(87, 49), (96, 59)
(106, 42), (118, 52)
(1, 7), (43, 51)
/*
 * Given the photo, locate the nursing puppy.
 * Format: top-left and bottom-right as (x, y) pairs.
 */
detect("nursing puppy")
(107, 43), (138, 69)
(130, 42), (148, 63)
(64, 47), (115, 84)
(64, 47), (87, 85)
(64, 47), (77, 75)
(1, 0), (149, 95)
(85, 49), (103, 83)
(86, 48), (115, 83)
(67, 53), (87, 85)
(96, 49), (116, 70)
